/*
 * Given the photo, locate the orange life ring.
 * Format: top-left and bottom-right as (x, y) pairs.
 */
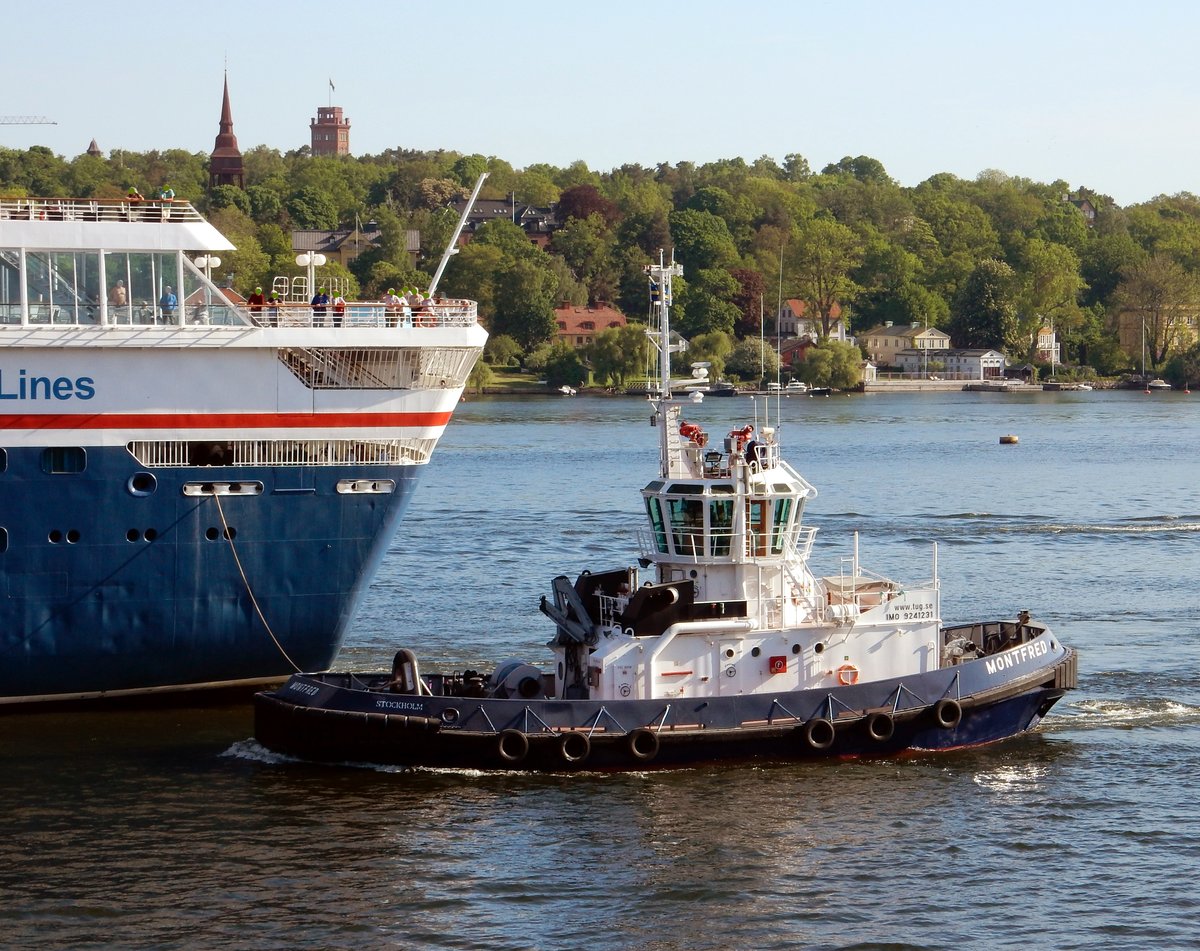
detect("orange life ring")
(836, 664), (859, 686)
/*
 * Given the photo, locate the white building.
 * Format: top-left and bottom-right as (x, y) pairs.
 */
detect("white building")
(894, 348), (1006, 380)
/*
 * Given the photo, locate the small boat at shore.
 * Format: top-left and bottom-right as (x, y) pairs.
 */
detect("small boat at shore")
(255, 254), (1078, 771)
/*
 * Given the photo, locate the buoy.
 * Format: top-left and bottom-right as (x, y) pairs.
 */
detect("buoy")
(999, 434), (1019, 445)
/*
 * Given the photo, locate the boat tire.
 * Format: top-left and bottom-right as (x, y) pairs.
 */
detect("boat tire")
(865, 711), (895, 742)
(934, 698), (963, 730)
(497, 729), (530, 764)
(628, 728), (660, 762)
(560, 731), (591, 765)
(803, 717), (836, 750)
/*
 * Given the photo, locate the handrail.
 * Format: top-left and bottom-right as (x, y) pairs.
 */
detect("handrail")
(0, 197), (205, 223)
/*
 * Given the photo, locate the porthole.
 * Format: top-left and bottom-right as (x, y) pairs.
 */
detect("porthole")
(128, 472), (157, 496)
(751, 647), (761, 657)
(48, 529), (63, 544)
(66, 529), (80, 544)
(222, 527), (236, 540)
(127, 529), (141, 542)
(810, 643), (822, 655)
(0, 527), (7, 552)
(0, 447), (7, 473)
(205, 527), (219, 541)
(144, 528), (158, 542)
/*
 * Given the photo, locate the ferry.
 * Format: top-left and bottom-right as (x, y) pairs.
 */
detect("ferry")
(255, 255), (1077, 771)
(0, 194), (485, 704)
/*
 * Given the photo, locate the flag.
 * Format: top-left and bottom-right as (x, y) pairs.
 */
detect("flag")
(329, 78), (335, 92)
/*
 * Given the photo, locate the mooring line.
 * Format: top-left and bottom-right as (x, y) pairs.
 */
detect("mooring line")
(211, 491), (302, 673)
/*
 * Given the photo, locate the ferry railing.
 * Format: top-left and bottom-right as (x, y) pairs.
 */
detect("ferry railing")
(247, 300), (478, 329)
(0, 196), (206, 223)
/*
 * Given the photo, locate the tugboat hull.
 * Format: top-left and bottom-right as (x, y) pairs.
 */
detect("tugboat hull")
(254, 639), (1077, 771)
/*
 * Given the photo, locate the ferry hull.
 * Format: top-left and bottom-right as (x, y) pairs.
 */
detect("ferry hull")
(0, 447), (420, 703)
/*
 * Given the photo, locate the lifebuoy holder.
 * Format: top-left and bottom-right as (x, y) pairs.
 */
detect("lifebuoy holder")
(836, 664), (859, 686)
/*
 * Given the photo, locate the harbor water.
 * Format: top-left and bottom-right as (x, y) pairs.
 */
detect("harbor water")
(3, 390), (1199, 950)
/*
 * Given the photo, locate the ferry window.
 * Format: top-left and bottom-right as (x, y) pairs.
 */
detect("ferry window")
(747, 499), (768, 557)
(1, 251), (20, 324)
(709, 499), (733, 557)
(668, 498), (704, 557)
(41, 447), (86, 474)
(771, 498), (794, 554)
(645, 498), (667, 553)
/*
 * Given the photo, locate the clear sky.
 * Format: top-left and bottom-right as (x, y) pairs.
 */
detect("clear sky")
(1, 0), (1194, 207)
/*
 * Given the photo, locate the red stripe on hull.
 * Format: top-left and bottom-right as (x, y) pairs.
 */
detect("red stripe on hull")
(0, 411), (454, 430)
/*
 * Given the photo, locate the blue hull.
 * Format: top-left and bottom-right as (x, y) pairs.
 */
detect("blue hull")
(0, 446), (419, 702)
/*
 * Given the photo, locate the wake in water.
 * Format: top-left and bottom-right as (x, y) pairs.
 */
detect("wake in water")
(1059, 698), (1200, 730)
(821, 511), (1200, 539)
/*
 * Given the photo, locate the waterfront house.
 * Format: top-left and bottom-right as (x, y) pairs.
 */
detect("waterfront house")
(895, 347), (1006, 380)
(777, 299), (849, 341)
(555, 302), (627, 349)
(1035, 326), (1061, 365)
(860, 323), (950, 366)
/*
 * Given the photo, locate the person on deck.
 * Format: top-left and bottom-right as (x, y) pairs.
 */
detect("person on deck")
(247, 286), (266, 318)
(310, 287), (330, 326)
(159, 286), (177, 324)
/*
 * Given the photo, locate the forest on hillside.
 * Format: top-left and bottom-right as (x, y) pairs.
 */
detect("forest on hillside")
(4, 143), (1200, 385)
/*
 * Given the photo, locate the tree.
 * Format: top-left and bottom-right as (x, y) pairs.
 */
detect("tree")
(798, 338), (864, 389)
(1015, 238), (1086, 360)
(948, 259), (1019, 351)
(685, 330), (734, 381)
(668, 208), (739, 272)
(589, 322), (649, 386)
(1114, 254), (1198, 368)
(493, 257), (558, 349)
(674, 269), (740, 338)
(484, 334), (523, 366)
(557, 184), (619, 227)
(549, 213), (618, 303)
(286, 186), (338, 229)
(787, 217), (863, 336)
(725, 338), (779, 383)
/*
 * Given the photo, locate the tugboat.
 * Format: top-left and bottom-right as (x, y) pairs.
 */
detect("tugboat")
(255, 255), (1078, 771)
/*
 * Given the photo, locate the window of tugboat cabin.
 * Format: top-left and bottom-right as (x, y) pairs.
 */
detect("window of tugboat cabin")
(663, 484), (704, 558)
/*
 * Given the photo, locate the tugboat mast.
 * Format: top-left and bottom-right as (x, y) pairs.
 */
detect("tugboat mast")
(646, 251), (685, 476)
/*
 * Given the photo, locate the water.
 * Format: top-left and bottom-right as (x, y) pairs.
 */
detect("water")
(4, 390), (1200, 950)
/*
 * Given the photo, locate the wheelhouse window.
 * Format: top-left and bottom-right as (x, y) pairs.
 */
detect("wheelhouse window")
(645, 497), (667, 553)
(771, 498), (794, 554)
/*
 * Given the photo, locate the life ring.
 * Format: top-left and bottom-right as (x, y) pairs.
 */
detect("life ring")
(560, 731), (591, 765)
(865, 711), (895, 742)
(836, 664), (859, 686)
(496, 728), (530, 763)
(803, 717), (835, 750)
(628, 728), (660, 762)
(933, 698), (962, 730)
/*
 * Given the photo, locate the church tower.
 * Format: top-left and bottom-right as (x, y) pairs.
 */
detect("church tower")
(209, 73), (245, 189)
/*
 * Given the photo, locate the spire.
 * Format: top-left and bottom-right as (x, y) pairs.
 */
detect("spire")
(209, 70), (244, 189)
(86, 138), (102, 157)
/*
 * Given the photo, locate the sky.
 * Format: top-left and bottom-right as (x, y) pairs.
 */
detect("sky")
(1, 0), (1196, 207)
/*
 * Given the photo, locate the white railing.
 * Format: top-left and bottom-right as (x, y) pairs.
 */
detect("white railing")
(0, 197), (205, 223)
(250, 299), (478, 329)
(127, 437), (438, 468)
